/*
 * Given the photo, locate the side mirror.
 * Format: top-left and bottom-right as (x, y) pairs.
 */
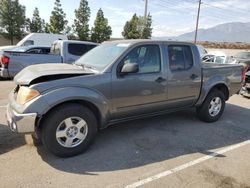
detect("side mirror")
(120, 63), (139, 74)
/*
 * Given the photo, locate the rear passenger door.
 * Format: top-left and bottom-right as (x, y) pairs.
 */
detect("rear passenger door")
(166, 44), (201, 107)
(66, 43), (96, 63)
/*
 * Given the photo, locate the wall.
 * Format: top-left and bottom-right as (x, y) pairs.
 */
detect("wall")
(0, 35), (19, 46)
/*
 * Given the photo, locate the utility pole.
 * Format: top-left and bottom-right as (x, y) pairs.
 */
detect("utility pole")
(194, 0), (202, 44)
(144, 0), (148, 23)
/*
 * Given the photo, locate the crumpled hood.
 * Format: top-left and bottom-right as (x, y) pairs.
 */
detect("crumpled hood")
(14, 63), (94, 85)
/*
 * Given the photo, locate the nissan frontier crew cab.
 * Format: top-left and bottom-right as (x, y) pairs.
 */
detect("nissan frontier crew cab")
(6, 40), (243, 157)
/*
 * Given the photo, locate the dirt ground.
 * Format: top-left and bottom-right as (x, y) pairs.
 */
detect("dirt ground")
(207, 48), (247, 56)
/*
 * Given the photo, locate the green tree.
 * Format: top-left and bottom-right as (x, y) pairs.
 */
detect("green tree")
(122, 13), (153, 39)
(141, 14), (152, 39)
(0, 0), (26, 44)
(29, 7), (44, 33)
(91, 9), (112, 43)
(122, 14), (140, 39)
(73, 0), (90, 40)
(49, 0), (68, 34)
(44, 22), (50, 33)
(25, 18), (31, 32)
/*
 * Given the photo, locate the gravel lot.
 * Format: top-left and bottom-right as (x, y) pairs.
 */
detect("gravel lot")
(0, 80), (250, 188)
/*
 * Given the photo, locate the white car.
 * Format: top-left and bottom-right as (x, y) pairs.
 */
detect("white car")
(202, 51), (236, 64)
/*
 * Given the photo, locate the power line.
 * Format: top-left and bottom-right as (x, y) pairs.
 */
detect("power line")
(156, 0), (249, 21)
(145, 0), (249, 39)
(151, 1), (249, 24)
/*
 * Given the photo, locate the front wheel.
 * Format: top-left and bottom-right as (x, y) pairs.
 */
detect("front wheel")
(41, 104), (97, 157)
(196, 89), (225, 122)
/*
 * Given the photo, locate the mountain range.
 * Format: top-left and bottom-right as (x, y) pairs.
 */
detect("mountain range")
(155, 22), (250, 43)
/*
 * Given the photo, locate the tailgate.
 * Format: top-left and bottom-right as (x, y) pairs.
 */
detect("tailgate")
(6, 52), (62, 78)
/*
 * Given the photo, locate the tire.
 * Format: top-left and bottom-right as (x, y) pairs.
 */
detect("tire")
(41, 104), (97, 158)
(196, 89), (225, 122)
(31, 133), (43, 146)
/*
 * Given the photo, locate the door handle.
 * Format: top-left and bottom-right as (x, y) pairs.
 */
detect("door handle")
(190, 74), (199, 80)
(155, 77), (166, 83)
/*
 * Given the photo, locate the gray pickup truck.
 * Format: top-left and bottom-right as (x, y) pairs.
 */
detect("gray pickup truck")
(6, 40), (243, 157)
(0, 40), (98, 78)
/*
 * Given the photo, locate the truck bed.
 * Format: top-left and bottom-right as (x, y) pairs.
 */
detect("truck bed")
(201, 62), (243, 98)
(2, 51), (62, 78)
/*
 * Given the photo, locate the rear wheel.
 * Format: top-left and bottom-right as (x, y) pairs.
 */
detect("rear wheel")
(41, 104), (97, 157)
(196, 89), (225, 122)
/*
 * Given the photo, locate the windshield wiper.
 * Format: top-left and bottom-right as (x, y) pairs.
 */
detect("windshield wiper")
(74, 63), (98, 72)
(84, 64), (97, 71)
(74, 62), (85, 69)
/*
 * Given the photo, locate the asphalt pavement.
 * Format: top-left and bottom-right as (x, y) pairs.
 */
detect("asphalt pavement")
(0, 80), (250, 188)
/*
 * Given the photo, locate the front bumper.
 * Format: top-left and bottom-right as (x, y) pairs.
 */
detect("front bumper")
(6, 104), (37, 133)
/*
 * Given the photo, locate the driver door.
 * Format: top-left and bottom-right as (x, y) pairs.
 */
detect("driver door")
(111, 44), (167, 118)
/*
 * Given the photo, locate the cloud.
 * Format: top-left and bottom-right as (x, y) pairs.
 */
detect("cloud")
(104, 6), (134, 20)
(151, 11), (173, 16)
(207, 0), (250, 10)
(152, 25), (193, 37)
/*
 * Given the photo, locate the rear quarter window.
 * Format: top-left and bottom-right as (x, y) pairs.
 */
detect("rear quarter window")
(50, 42), (61, 55)
(68, 44), (97, 56)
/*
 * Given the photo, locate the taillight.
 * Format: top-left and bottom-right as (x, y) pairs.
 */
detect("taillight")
(242, 67), (247, 83)
(1, 55), (9, 66)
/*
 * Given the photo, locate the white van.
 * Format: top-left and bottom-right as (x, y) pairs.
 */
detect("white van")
(0, 33), (68, 50)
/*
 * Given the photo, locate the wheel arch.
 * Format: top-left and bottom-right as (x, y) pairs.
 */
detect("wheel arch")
(210, 83), (229, 100)
(36, 99), (105, 132)
(196, 82), (230, 106)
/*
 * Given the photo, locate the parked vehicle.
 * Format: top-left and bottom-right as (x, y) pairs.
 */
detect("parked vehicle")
(0, 40), (98, 78)
(6, 40), (243, 157)
(202, 51), (236, 64)
(196, 44), (208, 57)
(0, 33), (68, 51)
(234, 51), (250, 61)
(240, 70), (250, 97)
(8, 45), (51, 54)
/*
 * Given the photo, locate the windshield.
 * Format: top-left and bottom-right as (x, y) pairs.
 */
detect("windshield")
(235, 52), (250, 59)
(75, 43), (131, 71)
(18, 40), (34, 46)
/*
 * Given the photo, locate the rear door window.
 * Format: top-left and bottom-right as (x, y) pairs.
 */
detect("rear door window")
(168, 45), (194, 71)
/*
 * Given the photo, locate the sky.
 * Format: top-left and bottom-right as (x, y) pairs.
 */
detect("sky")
(19, 0), (250, 38)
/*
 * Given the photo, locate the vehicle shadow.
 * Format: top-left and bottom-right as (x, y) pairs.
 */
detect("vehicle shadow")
(36, 103), (250, 175)
(0, 123), (26, 155)
(0, 78), (12, 81)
